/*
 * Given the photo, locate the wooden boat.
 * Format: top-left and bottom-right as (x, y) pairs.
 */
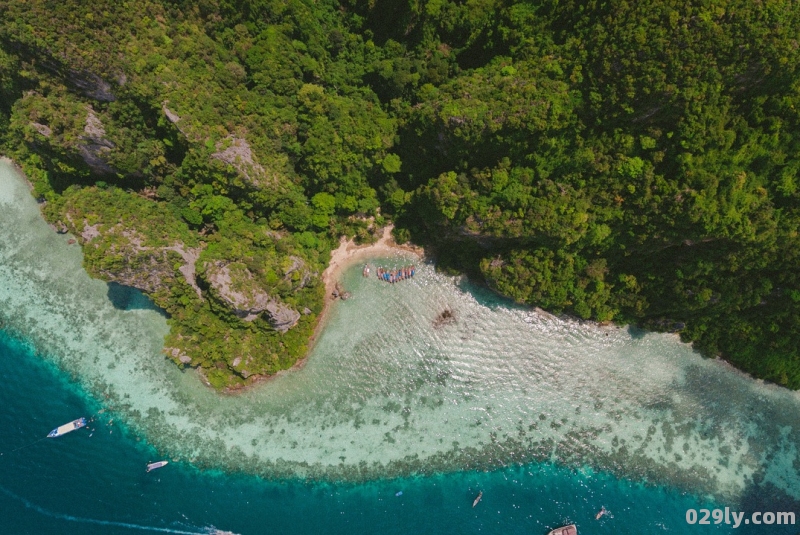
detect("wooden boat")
(146, 460), (168, 472)
(472, 491), (483, 507)
(547, 524), (577, 535)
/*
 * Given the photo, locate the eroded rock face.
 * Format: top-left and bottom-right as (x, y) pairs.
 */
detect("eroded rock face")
(67, 69), (116, 102)
(80, 107), (117, 175)
(169, 347), (193, 365)
(211, 136), (279, 189)
(265, 301), (302, 332)
(73, 222), (201, 298)
(205, 262), (270, 317)
(284, 255), (314, 288)
(84, 239), (182, 295)
(108, 253), (176, 294)
(31, 122), (52, 137)
(204, 262), (300, 331)
(161, 101), (191, 138)
(162, 102), (181, 125)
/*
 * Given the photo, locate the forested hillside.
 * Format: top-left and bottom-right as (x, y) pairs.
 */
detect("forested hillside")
(1, 0), (799, 388)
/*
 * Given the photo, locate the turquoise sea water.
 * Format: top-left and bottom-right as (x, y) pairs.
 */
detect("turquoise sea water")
(0, 160), (798, 534)
(0, 332), (763, 535)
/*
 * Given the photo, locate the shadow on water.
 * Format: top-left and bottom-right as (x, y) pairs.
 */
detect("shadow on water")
(451, 271), (671, 343)
(454, 275), (596, 326)
(455, 276), (537, 313)
(106, 282), (168, 316)
(626, 325), (648, 339)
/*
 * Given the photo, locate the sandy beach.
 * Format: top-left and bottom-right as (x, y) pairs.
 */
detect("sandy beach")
(231, 225), (424, 391)
(321, 225), (424, 302)
(309, 224), (424, 345)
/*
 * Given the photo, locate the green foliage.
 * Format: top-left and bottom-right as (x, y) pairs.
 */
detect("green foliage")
(2, 0), (800, 389)
(381, 153), (402, 174)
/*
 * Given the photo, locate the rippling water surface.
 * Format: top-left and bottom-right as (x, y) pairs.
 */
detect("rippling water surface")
(0, 161), (798, 533)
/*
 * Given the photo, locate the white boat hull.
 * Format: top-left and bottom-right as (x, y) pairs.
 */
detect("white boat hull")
(47, 417), (87, 438)
(146, 461), (168, 472)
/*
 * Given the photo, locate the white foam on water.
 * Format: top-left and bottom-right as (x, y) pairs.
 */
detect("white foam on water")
(1, 161), (799, 501)
(0, 482), (225, 534)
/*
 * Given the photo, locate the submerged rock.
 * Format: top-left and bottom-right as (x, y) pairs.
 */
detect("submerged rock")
(331, 282), (351, 300)
(433, 308), (456, 329)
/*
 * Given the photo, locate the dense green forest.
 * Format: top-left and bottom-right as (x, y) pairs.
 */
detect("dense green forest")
(1, 0), (799, 389)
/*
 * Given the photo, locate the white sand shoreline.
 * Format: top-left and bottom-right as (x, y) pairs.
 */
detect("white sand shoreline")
(321, 225), (424, 300)
(310, 224), (424, 345)
(239, 225), (424, 392)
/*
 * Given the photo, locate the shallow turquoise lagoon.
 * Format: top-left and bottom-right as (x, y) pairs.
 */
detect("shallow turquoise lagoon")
(0, 160), (797, 534)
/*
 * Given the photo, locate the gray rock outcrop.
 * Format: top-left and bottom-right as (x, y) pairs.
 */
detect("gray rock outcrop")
(31, 122), (52, 137)
(205, 262), (300, 331)
(265, 301), (302, 332)
(211, 136), (278, 189)
(67, 68), (116, 102)
(79, 107), (117, 175)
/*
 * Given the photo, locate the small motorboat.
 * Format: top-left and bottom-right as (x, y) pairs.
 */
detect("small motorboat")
(547, 524), (577, 535)
(472, 491), (483, 507)
(146, 460), (168, 472)
(47, 417), (87, 438)
(596, 506), (607, 519)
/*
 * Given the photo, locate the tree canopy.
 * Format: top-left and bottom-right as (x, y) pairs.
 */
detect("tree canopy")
(1, 0), (799, 388)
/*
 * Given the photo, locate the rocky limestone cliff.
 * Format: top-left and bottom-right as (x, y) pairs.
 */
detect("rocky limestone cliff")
(204, 261), (300, 332)
(65, 68), (116, 102)
(79, 106), (118, 175)
(162, 101), (191, 139)
(211, 136), (280, 189)
(69, 220), (202, 298)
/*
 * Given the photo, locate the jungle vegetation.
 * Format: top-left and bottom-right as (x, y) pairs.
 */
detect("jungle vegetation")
(1, 0), (799, 389)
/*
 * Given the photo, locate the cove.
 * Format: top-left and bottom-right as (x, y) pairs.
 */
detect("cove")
(0, 159), (799, 512)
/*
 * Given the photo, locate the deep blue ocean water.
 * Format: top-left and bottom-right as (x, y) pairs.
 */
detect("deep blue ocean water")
(1, 331), (794, 535)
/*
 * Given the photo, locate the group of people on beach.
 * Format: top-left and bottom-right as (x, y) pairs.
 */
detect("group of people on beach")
(364, 264), (416, 284)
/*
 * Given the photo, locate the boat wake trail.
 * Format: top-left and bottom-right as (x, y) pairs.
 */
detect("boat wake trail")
(0, 437), (46, 456)
(0, 484), (237, 534)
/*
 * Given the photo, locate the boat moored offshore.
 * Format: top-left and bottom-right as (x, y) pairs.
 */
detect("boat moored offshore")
(547, 524), (577, 535)
(472, 491), (483, 507)
(146, 460), (168, 472)
(47, 417), (87, 438)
